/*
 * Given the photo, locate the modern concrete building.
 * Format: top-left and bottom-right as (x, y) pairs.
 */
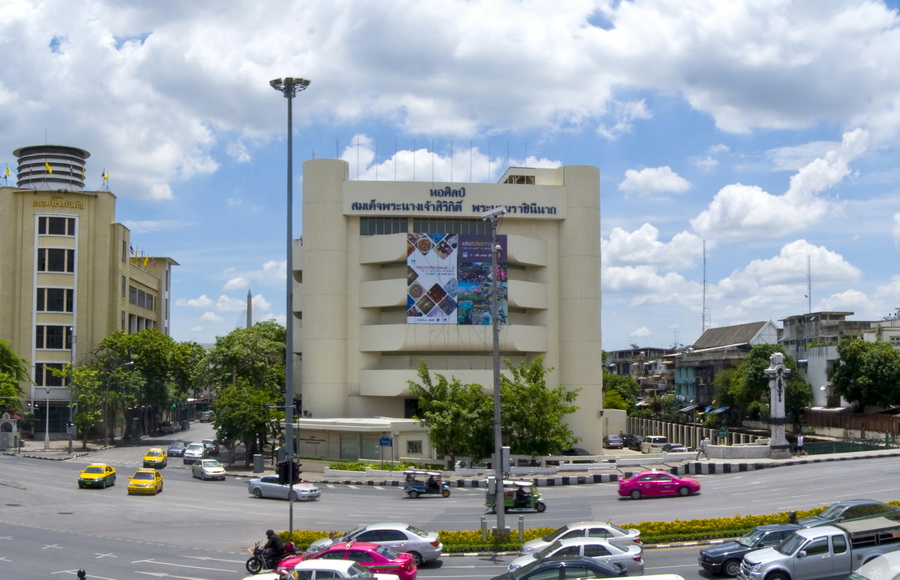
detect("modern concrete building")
(0, 144), (177, 439)
(292, 159), (604, 459)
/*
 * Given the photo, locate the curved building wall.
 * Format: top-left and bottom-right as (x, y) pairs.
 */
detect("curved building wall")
(295, 159), (604, 450)
(14, 145), (91, 192)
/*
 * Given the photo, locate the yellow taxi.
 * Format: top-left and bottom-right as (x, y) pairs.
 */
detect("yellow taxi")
(77, 463), (117, 489)
(127, 469), (164, 495)
(142, 447), (168, 469)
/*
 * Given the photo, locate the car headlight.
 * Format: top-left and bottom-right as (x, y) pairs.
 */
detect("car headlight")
(509, 564), (522, 571)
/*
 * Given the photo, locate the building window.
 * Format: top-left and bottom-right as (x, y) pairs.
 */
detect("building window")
(121, 276), (126, 298)
(412, 217), (488, 235)
(38, 216), (76, 236)
(121, 311), (126, 330)
(34, 362), (65, 386)
(37, 248), (75, 273)
(404, 398), (419, 419)
(406, 440), (423, 455)
(36, 288), (74, 312)
(128, 286), (156, 311)
(360, 217), (409, 236)
(35, 325), (73, 349)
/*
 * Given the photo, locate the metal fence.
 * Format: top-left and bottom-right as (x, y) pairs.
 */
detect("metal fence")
(803, 435), (900, 456)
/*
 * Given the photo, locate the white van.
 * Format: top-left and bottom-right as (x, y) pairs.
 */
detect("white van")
(641, 435), (668, 453)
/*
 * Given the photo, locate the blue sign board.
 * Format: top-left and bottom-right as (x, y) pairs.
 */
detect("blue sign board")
(379, 436), (393, 447)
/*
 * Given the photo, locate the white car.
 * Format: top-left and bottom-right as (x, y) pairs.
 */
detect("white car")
(182, 442), (207, 465)
(308, 522), (442, 566)
(248, 474), (320, 501)
(508, 537), (644, 575)
(641, 435), (669, 453)
(519, 521), (641, 554)
(191, 459), (226, 480)
(245, 559), (395, 580)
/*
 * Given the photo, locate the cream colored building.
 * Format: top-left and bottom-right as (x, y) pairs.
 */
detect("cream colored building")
(293, 159), (604, 460)
(0, 144), (177, 438)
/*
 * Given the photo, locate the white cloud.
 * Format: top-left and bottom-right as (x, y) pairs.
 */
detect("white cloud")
(224, 276), (248, 290)
(618, 166), (692, 197)
(216, 295), (247, 312)
(629, 326), (654, 339)
(596, 100), (651, 140)
(176, 295), (214, 308)
(691, 129), (869, 240)
(200, 311), (223, 322)
(602, 224), (703, 269)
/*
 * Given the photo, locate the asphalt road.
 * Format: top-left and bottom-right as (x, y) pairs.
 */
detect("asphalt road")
(2, 427), (899, 579)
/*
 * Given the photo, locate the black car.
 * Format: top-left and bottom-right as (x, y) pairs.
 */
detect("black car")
(166, 440), (187, 457)
(490, 556), (626, 580)
(797, 499), (896, 527)
(620, 433), (637, 448)
(628, 435), (645, 451)
(698, 523), (801, 576)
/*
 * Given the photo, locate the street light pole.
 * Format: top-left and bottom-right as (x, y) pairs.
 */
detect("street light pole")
(482, 205), (507, 536)
(44, 386), (50, 450)
(270, 76), (310, 536)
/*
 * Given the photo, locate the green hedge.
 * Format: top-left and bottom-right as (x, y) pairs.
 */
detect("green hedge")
(280, 501), (900, 552)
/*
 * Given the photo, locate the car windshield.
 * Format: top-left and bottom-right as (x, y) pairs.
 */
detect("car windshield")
(133, 472), (153, 480)
(202, 460), (221, 467)
(84, 466), (104, 474)
(342, 525), (368, 540)
(405, 525), (428, 538)
(536, 541), (563, 559)
(187, 444), (203, 451)
(347, 563), (375, 578)
(373, 545), (400, 558)
(147, 450), (163, 457)
(542, 525), (571, 542)
(775, 533), (806, 556)
(738, 529), (768, 547)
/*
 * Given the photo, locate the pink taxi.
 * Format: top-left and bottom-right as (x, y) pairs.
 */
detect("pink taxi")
(276, 541), (417, 580)
(618, 470), (700, 500)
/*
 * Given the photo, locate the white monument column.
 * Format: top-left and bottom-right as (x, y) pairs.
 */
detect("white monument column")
(764, 352), (792, 459)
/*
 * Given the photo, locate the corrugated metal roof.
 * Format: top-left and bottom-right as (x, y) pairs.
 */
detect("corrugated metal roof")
(691, 321), (770, 350)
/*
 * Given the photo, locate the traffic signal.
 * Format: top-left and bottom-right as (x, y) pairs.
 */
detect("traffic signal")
(276, 460), (290, 485)
(291, 460), (302, 484)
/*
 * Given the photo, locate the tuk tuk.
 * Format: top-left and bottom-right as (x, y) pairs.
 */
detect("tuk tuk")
(403, 470), (451, 498)
(485, 477), (546, 513)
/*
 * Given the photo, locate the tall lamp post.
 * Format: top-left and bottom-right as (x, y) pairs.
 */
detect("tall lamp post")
(270, 76), (310, 536)
(482, 205), (507, 535)
(43, 386), (51, 450)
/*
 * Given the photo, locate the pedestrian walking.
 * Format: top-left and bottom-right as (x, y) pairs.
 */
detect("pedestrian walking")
(696, 437), (710, 460)
(796, 434), (805, 456)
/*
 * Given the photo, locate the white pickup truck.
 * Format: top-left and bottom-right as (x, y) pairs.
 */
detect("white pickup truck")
(738, 517), (900, 580)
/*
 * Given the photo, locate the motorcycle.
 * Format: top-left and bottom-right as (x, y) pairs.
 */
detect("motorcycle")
(245, 540), (297, 574)
(245, 542), (279, 574)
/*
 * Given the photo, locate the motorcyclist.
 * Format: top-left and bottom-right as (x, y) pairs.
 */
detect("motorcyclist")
(264, 529), (285, 564)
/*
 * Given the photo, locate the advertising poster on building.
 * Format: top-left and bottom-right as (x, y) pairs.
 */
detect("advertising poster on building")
(406, 233), (507, 325)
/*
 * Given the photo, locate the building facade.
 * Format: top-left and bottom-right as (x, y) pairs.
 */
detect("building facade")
(0, 145), (177, 438)
(292, 159), (604, 458)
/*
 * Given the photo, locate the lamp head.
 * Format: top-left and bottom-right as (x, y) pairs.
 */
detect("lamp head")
(480, 206), (508, 221)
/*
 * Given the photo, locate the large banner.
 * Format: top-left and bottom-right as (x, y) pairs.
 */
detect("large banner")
(407, 233), (507, 325)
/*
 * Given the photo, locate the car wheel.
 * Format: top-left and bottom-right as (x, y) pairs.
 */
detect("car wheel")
(535, 501), (546, 513)
(158, 483), (163, 493)
(766, 573), (789, 580)
(288, 491), (298, 501)
(441, 489), (450, 498)
(201, 472), (206, 480)
(252, 488), (263, 499)
(78, 482), (84, 489)
(678, 486), (690, 496)
(409, 490), (420, 499)
(630, 489), (642, 500)
(724, 559), (741, 577)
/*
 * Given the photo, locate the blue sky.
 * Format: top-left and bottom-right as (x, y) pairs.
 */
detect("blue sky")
(3, 0), (900, 351)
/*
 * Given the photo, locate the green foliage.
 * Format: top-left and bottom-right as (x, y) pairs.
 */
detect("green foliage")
(832, 338), (900, 409)
(0, 339), (29, 409)
(501, 357), (579, 456)
(213, 378), (281, 465)
(603, 374), (640, 409)
(730, 345), (811, 422)
(407, 360), (491, 467)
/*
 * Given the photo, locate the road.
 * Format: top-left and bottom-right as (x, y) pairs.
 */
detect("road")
(2, 426), (899, 579)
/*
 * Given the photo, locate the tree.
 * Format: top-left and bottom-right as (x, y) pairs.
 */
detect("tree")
(212, 379), (281, 466)
(730, 344), (811, 423)
(602, 374), (640, 410)
(407, 360), (491, 467)
(0, 340), (29, 412)
(64, 364), (104, 449)
(831, 338), (900, 410)
(500, 357), (580, 457)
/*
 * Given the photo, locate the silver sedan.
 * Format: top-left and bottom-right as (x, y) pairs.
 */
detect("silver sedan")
(507, 537), (644, 575)
(191, 459), (226, 481)
(247, 475), (320, 501)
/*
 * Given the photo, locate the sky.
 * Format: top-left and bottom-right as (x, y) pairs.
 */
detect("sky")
(3, 0), (900, 352)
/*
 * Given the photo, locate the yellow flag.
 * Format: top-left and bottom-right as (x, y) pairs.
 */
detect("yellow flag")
(4, 165), (9, 176)
(45, 161), (53, 174)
